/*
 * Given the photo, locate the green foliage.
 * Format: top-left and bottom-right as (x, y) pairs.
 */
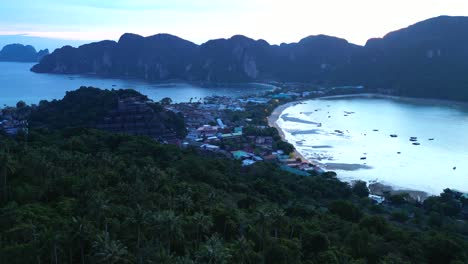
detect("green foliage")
(0, 129), (466, 263)
(423, 189), (463, 217)
(160, 97), (173, 106)
(329, 200), (362, 222)
(16, 101), (26, 109)
(274, 140), (295, 154)
(352, 181), (370, 198)
(391, 210), (409, 223)
(387, 193), (408, 205)
(29, 86), (142, 128)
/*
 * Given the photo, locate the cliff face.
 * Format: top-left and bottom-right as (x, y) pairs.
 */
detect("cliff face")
(0, 44), (49, 62)
(31, 16), (468, 101)
(31, 33), (356, 83)
(351, 16), (468, 101)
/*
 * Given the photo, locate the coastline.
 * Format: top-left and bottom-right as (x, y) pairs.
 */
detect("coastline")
(267, 100), (310, 163)
(267, 96), (431, 200)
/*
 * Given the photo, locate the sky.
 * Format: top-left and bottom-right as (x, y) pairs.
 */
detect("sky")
(1, 0), (468, 50)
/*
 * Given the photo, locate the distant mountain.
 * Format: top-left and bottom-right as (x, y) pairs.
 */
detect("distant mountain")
(32, 16), (468, 101)
(0, 44), (49, 62)
(31, 33), (356, 83)
(0, 34), (89, 51)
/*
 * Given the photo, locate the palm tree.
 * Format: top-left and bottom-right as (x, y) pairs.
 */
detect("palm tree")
(0, 146), (17, 202)
(287, 218), (304, 240)
(71, 216), (91, 264)
(253, 207), (272, 253)
(92, 231), (129, 264)
(88, 192), (112, 232)
(196, 235), (231, 264)
(229, 237), (256, 264)
(39, 227), (63, 264)
(124, 204), (151, 264)
(152, 210), (184, 253)
(28, 221), (43, 264)
(175, 193), (194, 214)
(269, 207), (286, 239)
(190, 212), (213, 249)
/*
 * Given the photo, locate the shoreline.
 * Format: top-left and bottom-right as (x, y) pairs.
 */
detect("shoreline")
(267, 100), (310, 163)
(267, 95), (432, 200)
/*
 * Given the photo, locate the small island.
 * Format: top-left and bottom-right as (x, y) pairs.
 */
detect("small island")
(0, 43), (49, 62)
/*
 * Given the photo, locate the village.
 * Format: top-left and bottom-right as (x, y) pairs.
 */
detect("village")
(0, 103), (29, 136)
(1, 85), (334, 177)
(2, 84), (468, 205)
(165, 86), (329, 177)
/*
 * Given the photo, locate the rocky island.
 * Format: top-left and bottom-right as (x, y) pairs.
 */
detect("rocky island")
(0, 44), (49, 62)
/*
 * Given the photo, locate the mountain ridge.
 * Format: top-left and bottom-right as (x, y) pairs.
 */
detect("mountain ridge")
(31, 15), (468, 101)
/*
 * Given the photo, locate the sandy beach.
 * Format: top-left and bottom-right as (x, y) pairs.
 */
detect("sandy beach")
(267, 101), (310, 162)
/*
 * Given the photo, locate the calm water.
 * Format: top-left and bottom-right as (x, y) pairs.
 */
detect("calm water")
(277, 95), (468, 195)
(0, 62), (273, 107)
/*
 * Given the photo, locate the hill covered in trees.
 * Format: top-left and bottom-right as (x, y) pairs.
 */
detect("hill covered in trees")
(0, 127), (467, 263)
(32, 16), (468, 101)
(0, 44), (49, 62)
(27, 87), (187, 139)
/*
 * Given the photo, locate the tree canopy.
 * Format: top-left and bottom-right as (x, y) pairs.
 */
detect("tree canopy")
(0, 128), (467, 263)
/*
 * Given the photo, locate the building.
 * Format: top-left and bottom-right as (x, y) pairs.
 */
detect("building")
(242, 159), (256, 166)
(221, 132), (242, 140)
(216, 118), (225, 129)
(0, 119), (28, 136)
(231, 150), (252, 160)
(369, 194), (385, 204)
(197, 125), (219, 137)
(200, 144), (220, 151)
(280, 165), (310, 176)
(240, 98), (270, 104)
(272, 93), (292, 99)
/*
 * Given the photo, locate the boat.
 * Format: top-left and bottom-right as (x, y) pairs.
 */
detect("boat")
(412, 142), (421, 146)
(360, 157), (367, 160)
(390, 134), (398, 138)
(429, 138), (435, 141)
(410, 137), (418, 142)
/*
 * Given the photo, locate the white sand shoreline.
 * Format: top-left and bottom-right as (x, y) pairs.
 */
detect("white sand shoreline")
(267, 100), (310, 163)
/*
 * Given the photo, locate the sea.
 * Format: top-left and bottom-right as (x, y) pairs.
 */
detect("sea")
(0, 62), (274, 107)
(276, 95), (468, 195)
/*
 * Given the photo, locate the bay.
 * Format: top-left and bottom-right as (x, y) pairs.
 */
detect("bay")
(276, 95), (468, 195)
(0, 62), (273, 107)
